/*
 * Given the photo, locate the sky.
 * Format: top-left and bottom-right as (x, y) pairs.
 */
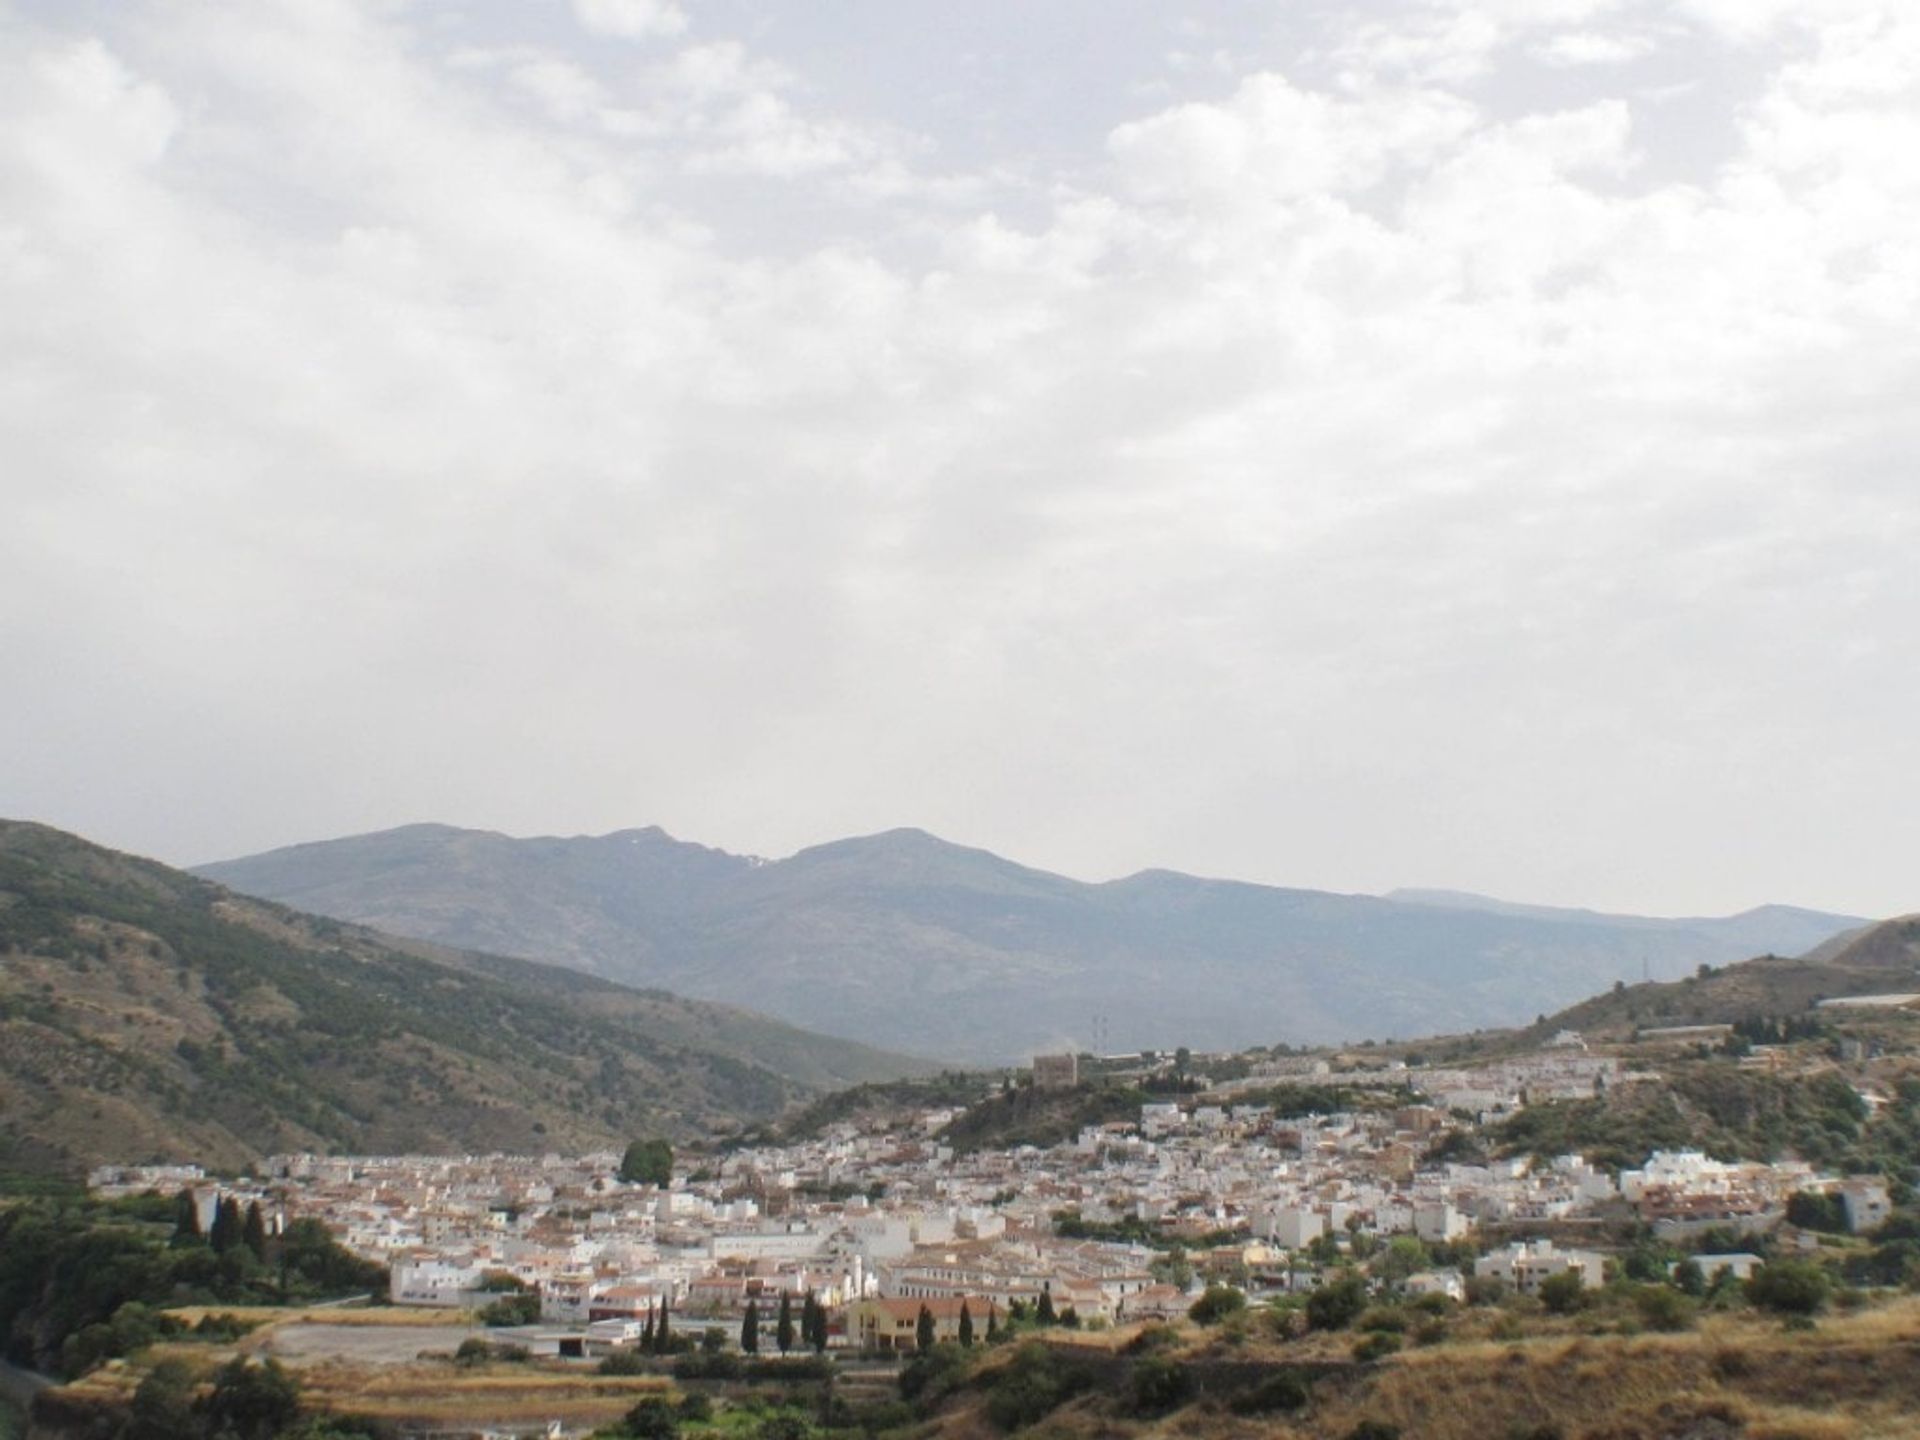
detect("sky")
(3, 0), (1918, 920)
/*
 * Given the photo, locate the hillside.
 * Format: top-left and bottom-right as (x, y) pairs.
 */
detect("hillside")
(1518, 914), (1920, 1041)
(0, 822), (926, 1180)
(197, 824), (1866, 1061)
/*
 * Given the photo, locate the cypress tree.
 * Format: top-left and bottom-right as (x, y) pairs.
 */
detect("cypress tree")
(986, 1303), (998, 1342)
(915, 1304), (934, 1352)
(1036, 1287), (1056, 1325)
(172, 1189), (202, 1245)
(776, 1290), (794, 1354)
(741, 1299), (759, 1354)
(209, 1196), (242, 1254)
(807, 1292), (826, 1355)
(654, 1299), (671, 1354)
(958, 1301), (973, 1348)
(642, 1305), (656, 1352)
(242, 1201), (268, 1259)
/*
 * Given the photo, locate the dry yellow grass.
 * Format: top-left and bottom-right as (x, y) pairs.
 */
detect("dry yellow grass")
(162, 1306), (476, 1327)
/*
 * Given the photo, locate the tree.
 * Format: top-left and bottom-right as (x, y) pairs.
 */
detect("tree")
(209, 1196), (243, 1255)
(127, 1360), (197, 1440)
(1537, 1271), (1586, 1315)
(777, 1290), (795, 1354)
(986, 1303), (999, 1342)
(242, 1202), (268, 1261)
(803, 1291), (826, 1354)
(915, 1303), (935, 1352)
(624, 1398), (680, 1440)
(1306, 1274), (1368, 1332)
(170, 1190), (201, 1247)
(1748, 1260), (1831, 1316)
(957, 1301), (974, 1348)
(1036, 1288), (1056, 1325)
(741, 1299), (760, 1355)
(1188, 1285), (1248, 1326)
(642, 1305), (656, 1352)
(654, 1299), (672, 1353)
(619, 1139), (674, 1187)
(197, 1357), (299, 1440)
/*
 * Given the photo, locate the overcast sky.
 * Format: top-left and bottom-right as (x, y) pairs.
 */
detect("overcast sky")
(4, 0), (1918, 919)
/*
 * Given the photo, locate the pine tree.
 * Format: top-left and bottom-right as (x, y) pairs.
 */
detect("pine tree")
(915, 1304), (935, 1352)
(741, 1300), (759, 1355)
(209, 1196), (242, 1254)
(957, 1301), (973, 1348)
(776, 1291), (794, 1355)
(242, 1201), (268, 1259)
(172, 1189), (202, 1245)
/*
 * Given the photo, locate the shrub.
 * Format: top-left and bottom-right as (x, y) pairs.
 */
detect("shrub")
(984, 1343), (1090, 1430)
(677, 1394), (713, 1424)
(599, 1348), (649, 1375)
(1230, 1370), (1310, 1415)
(1631, 1285), (1695, 1332)
(1188, 1285), (1248, 1326)
(1748, 1260), (1831, 1316)
(1353, 1332), (1402, 1363)
(1128, 1355), (1195, 1416)
(623, 1398), (680, 1440)
(1536, 1272), (1587, 1315)
(1307, 1274), (1369, 1332)
(898, 1342), (971, 1403)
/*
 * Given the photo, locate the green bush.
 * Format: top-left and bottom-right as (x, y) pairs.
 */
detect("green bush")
(1536, 1272), (1587, 1315)
(1306, 1274), (1368, 1332)
(1631, 1285), (1695, 1332)
(1352, 1332), (1402, 1363)
(984, 1342), (1091, 1430)
(1747, 1260), (1831, 1316)
(1188, 1285), (1248, 1326)
(1127, 1354), (1195, 1416)
(1230, 1370), (1311, 1414)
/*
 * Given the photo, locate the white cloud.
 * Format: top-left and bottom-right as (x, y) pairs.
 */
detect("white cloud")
(3, 2), (1919, 919)
(573, 0), (686, 42)
(1535, 30), (1655, 65)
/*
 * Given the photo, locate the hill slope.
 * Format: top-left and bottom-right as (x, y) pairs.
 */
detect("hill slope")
(1519, 913), (1920, 1041)
(196, 825), (1866, 1061)
(0, 821), (926, 1180)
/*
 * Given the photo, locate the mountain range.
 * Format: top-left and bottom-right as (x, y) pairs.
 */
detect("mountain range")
(195, 823), (1869, 1061)
(0, 821), (925, 1179)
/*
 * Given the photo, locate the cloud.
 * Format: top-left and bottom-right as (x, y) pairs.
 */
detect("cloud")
(2, 1), (1918, 919)
(572, 0), (686, 43)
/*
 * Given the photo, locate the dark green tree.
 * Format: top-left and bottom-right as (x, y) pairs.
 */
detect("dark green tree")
(654, 1298), (671, 1353)
(242, 1201), (269, 1260)
(777, 1290), (794, 1354)
(619, 1140), (674, 1187)
(126, 1360), (198, 1440)
(915, 1303), (935, 1352)
(986, 1302), (998, 1342)
(957, 1300), (974, 1347)
(1748, 1260), (1831, 1316)
(802, 1291), (825, 1354)
(624, 1398), (680, 1440)
(170, 1190), (202, 1247)
(197, 1357), (299, 1440)
(1036, 1287), (1056, 1325)
(741, 1299), (760, 1354)
(209, 1196), (243, 1255)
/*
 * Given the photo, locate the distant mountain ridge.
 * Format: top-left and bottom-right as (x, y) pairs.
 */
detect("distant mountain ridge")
(195, 824), (1870, 1062)
(0, 821), (927, 1179)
